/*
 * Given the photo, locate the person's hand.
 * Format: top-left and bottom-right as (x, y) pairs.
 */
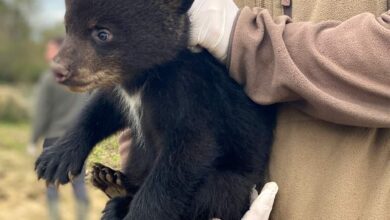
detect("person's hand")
(241, 182), (278, 220)
(188, 0), (239, 62)
(213, 182), (278, 220)
(118, 128), (132, 170)
(26, 143), (38, 157)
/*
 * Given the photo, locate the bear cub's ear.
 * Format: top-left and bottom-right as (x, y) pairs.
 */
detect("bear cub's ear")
(167, 0), (194, 13)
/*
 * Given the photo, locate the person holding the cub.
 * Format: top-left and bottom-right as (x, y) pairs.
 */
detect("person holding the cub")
(187, 0), (389, 219)
(117, 0), (390, 219)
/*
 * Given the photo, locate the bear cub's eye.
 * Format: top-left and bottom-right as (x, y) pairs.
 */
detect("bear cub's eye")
(92, 29), (113, 43)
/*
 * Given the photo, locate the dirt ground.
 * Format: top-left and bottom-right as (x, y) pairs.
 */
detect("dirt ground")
(0, 148), (112, 220)
(0, 123), (120, 220)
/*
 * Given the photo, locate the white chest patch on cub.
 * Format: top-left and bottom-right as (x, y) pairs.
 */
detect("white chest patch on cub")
(116, 87), (144, 144)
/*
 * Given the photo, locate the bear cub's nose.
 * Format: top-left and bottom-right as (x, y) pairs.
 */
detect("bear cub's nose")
(50, 61), (71, 83)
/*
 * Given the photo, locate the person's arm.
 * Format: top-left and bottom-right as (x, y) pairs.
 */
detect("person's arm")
(189, 0), (390, 127)
(228, 8), (390, 127)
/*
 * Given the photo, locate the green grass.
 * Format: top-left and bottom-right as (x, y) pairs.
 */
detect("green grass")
(0, 85), (31, 122)
(0, 121), (121, 169)
(0, 122), (30, 152)
(88, 133), (121, 170)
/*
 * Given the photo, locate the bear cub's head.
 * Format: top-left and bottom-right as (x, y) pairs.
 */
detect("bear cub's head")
(53, 0), (194, 92)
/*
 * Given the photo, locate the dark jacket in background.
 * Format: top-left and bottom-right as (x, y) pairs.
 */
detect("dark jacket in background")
(31, 71), (88, 143)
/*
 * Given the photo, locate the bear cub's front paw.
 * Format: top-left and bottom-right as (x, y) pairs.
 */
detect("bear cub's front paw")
(35, 145), (86, 185)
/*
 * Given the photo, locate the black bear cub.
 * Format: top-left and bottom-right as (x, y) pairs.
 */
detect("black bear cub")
(35, 0), (276, 219)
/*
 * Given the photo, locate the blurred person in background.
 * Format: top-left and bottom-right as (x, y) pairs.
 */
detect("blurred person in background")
(26, 37), (90, 220)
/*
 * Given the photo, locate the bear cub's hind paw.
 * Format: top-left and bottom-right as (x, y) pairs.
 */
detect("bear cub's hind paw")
(91, 163), (129, 199)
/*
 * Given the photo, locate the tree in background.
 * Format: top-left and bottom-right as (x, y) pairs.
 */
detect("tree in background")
(0, 0), (64, 84)
(0, 0), (65, 122)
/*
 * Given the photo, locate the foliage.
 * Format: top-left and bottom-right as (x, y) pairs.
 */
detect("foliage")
(0, 85), (30, 122)
(0, 0), (65, 83)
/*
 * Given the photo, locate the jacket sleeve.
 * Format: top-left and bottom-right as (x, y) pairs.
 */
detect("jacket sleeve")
(228, 8), (390, 127)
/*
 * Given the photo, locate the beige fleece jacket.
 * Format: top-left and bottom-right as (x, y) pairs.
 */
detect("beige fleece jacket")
(229, 7), (390, 127)
(231, 0), (390, 219)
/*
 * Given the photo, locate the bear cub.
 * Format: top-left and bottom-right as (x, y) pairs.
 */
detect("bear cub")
(35, 0), (276, 219)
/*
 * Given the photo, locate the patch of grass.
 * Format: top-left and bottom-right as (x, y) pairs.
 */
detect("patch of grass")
(0, 122), (30, 152)
(0, 137), (109, 220)
(0, 85), (31, 122)
(0, 122), (121, 169)
(0, 122), (122, 220)
(88, 133), (121, 170)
